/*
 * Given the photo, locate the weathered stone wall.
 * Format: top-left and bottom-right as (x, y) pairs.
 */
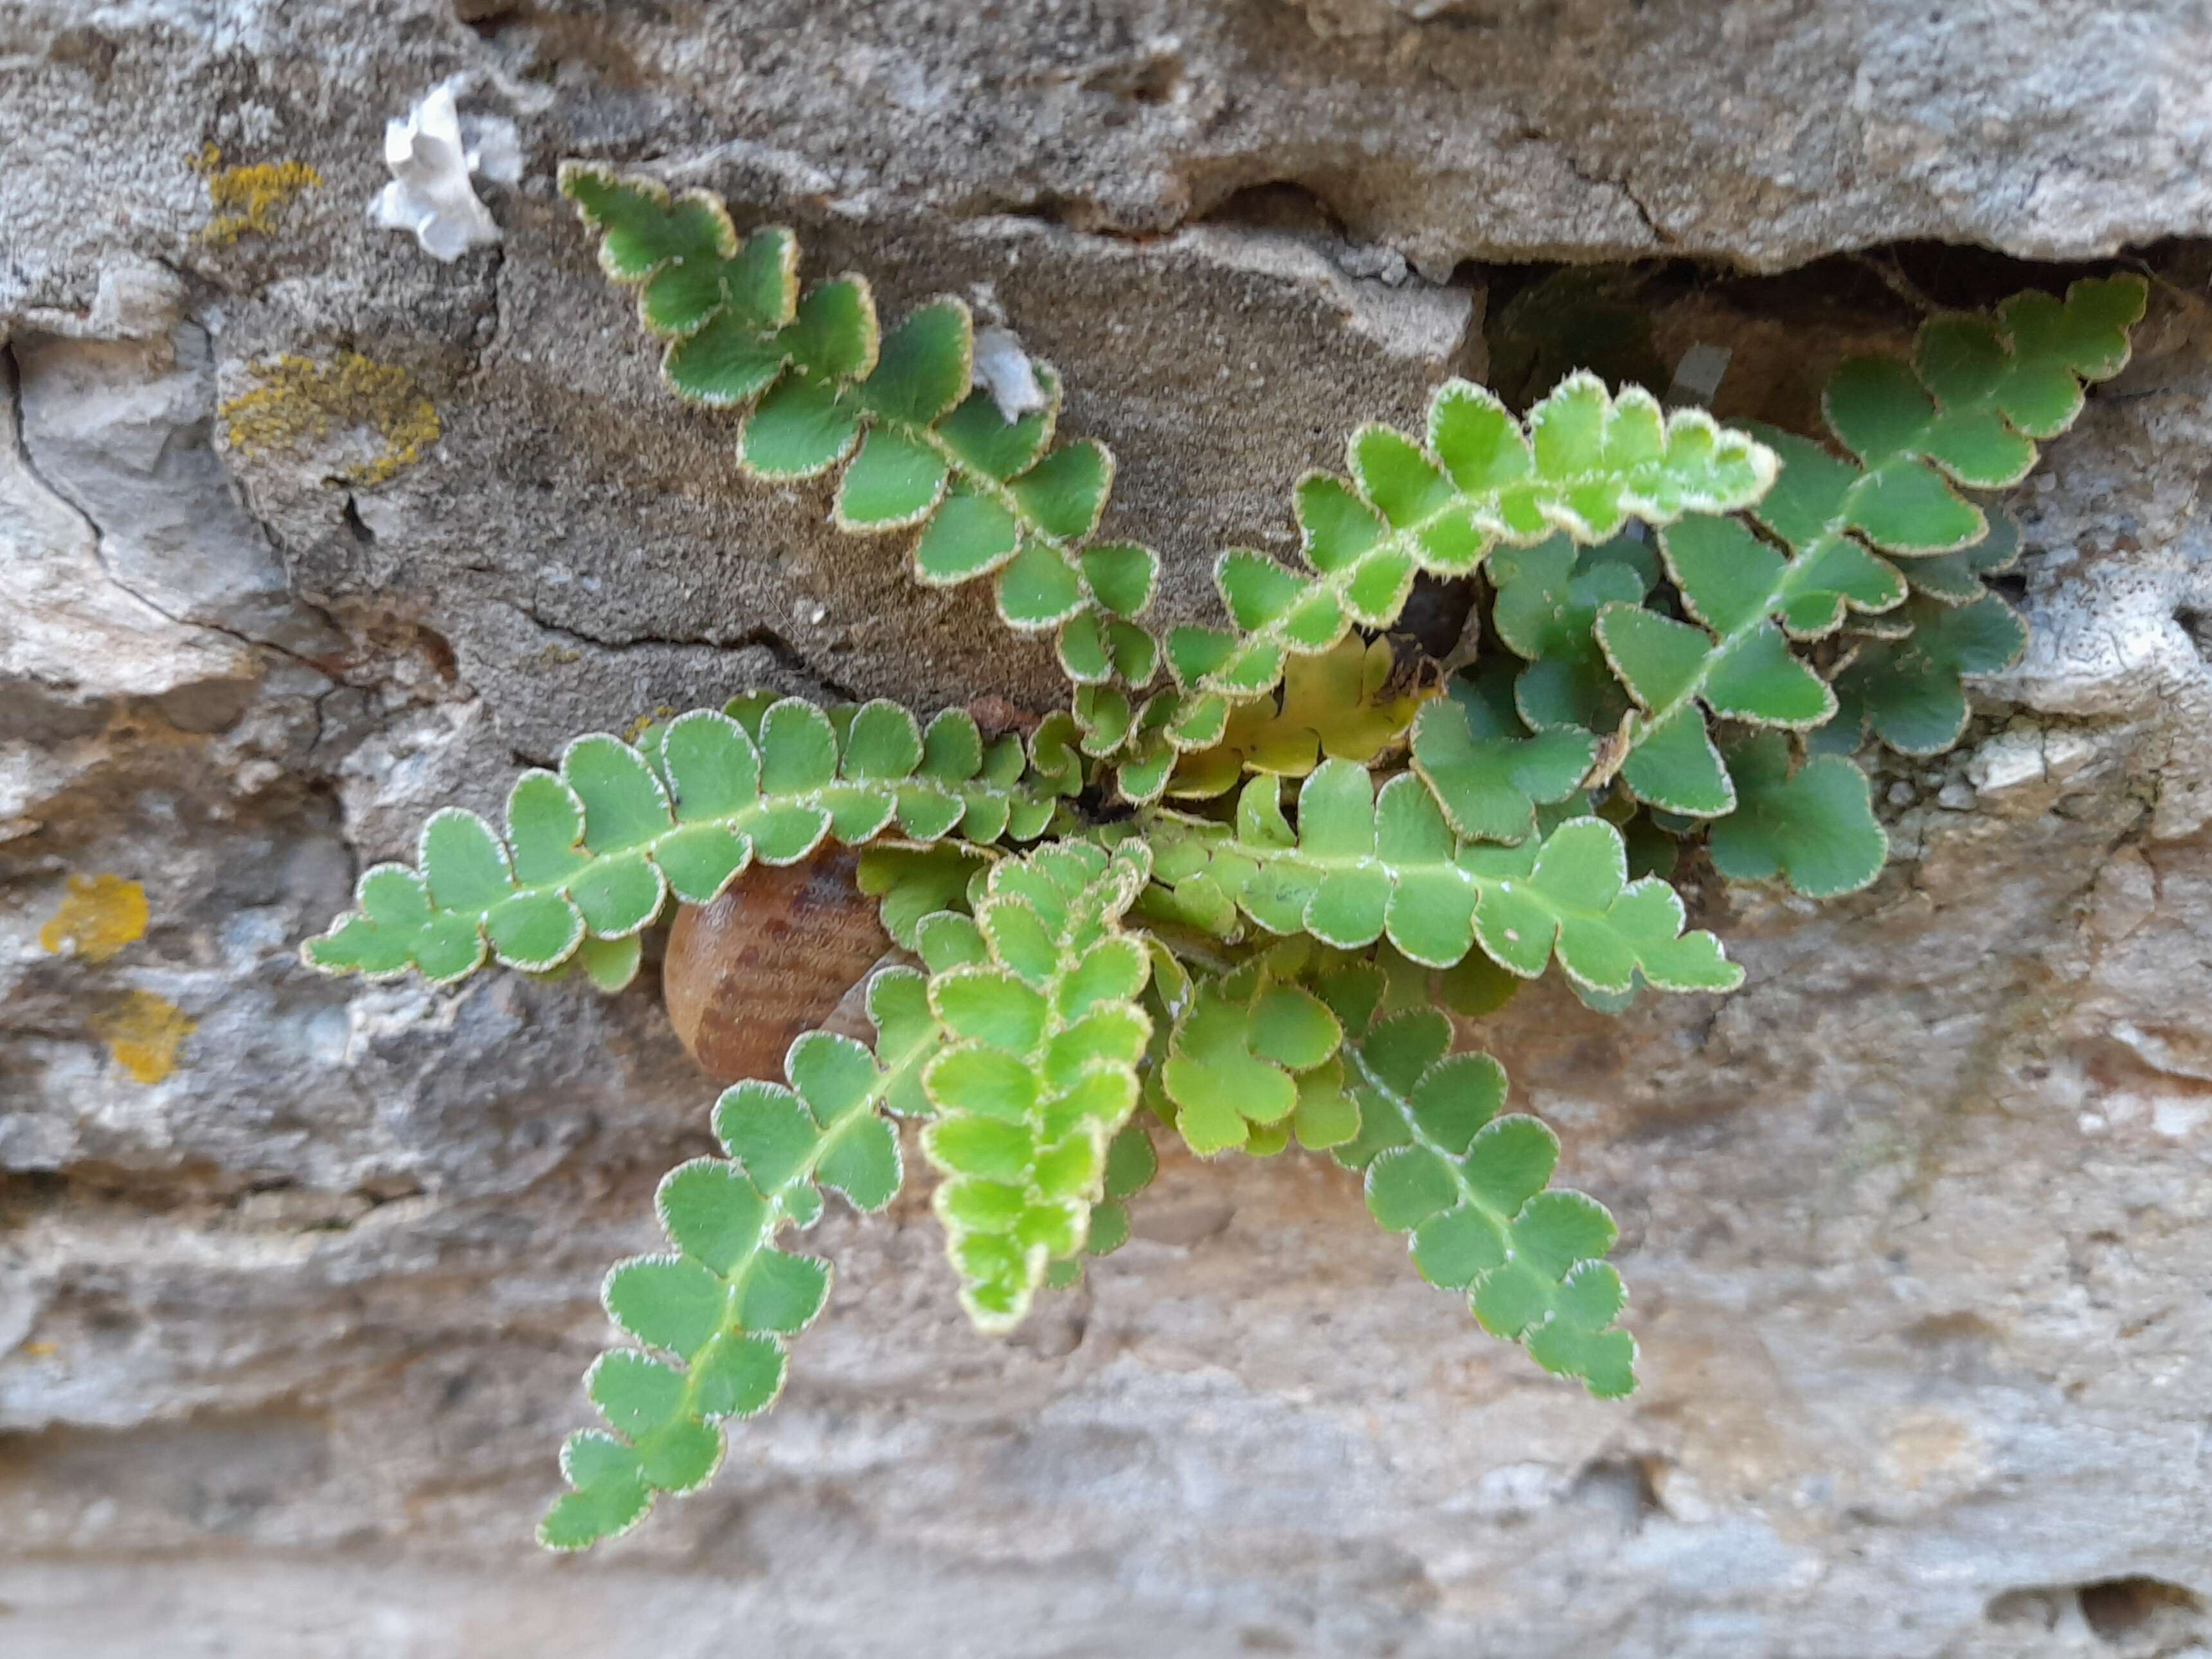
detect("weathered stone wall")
(3, 4), (2209, 1655)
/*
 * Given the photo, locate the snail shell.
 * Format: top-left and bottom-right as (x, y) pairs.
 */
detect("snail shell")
(662, 847), (891, 1084)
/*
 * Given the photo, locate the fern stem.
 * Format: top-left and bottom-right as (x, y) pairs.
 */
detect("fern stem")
(1590, 532), (1849, 787)
(675, 1021), (946, 1428)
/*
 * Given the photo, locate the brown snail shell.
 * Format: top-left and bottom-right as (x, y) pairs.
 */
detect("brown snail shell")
(662, 847), (892, 1084)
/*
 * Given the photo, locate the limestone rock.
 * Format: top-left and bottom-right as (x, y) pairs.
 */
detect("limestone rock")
(2, 5), (2209, 1658)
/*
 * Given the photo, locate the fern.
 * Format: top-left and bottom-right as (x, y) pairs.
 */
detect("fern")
(1317, 962), (1634, 1397)
(564, 164), (1161, 686)
(541, 965), (932, 1548)
(1133, 765), (1739, 993)
(301, 157), (2150, 1552)
(304, 696), (1077, 987)
(1594, 278), (2144, 825)
(915, 841), (1156, 1328)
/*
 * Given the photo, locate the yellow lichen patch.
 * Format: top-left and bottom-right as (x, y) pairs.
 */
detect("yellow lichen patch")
(39, 874), (149, 963)
(89, 991), (197, 1085)
(193, 143), (322, 245)
(622, 704), (681, 744)
(220, 353), (442, 487)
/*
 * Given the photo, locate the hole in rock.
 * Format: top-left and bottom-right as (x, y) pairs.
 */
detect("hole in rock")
(2174, 605), (2212, 661)
(1200, 180), (1347, 240)
(1569, 1455), (1666, 1529)
(1986, 1576), (2206, 1644)
(2079, 1576), (2206, 1642)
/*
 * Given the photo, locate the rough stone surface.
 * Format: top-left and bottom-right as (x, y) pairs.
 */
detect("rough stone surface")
(3, 4), (2210, 1658)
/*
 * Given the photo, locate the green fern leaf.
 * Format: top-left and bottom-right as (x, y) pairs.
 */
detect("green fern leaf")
(1826, 593), (2029, 755)
(1135, 761), (1740, 996)
(303, 697), (1069, 987)
(1488, 531), (1657, 733)
(540, 968), (936, 1550)
(1409, 661), (1598, 845)
(1707, 733), (1887, 897)
(919, 841), (1156, 1331)
(562, 163), (1160, 684)
(1308, 962), (1634, 1395)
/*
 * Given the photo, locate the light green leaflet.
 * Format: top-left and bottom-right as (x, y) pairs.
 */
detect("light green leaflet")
(562, 163), (1162, 688)
(1157, 944), (1353, 1157)
(918, 842), (1156, 1329)
(1044, 1120), (1160, 1285)
(539, 967), (938, 1549)
(301, 697), (1074, 989)
(1135, 761), (1741, 996)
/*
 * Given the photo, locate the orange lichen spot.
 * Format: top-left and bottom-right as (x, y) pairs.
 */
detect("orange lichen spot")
(193, 143), (322, 245)
(39, 874), (148, 963)
(219, 353), (442, 488)
(89, 991), (197, 1085)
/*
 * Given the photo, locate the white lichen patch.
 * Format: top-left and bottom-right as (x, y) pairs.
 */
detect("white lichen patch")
(370, 81), (521, 261)
(971, 326), (1049, 424)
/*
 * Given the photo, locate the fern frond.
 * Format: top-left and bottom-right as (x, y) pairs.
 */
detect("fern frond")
(303, 697), (1074, 987)
(1593, 276), (2144, 819)
(1172, 375), (1776, 698)
(1437, 276), (2146, 896)
(562, 163), (1160, 682)
(540, 965), (938, 1550)
(1823, 592), (2037, 756)
(916, 839), (1156, 1330)
(1313, 960), (1635, 1397)
(1135, 760), (1740, 994)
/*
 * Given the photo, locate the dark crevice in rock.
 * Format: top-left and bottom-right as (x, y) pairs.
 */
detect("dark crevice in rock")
(1198, 179), (1351, 241)
(0, 1160), (255, 1216)
(1468, 236), (2206, 417)
(1988, 1576), (2207, 1643)
(337, 492), (375, 549)
(2173, 605), (2212, 663)
(2080, 1577), (2207, 1642)
(513, 604), (861, 703)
